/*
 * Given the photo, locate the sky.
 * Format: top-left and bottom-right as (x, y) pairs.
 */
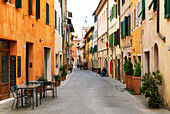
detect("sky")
(67, 0), (100, 38)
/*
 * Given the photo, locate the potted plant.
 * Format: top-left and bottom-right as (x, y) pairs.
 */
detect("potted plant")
(124, 60), (128, 88)
(60, 66), (67, 81)
(69, 67), (73, 73)
(53, 75), (61, 86)
(125, 60), (134, 91)
(37, 76), (48, 93)
(140, 70), (162, 108)
(133, 62), (141, 95)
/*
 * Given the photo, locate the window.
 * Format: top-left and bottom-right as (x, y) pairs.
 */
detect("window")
(164, 0), (170, 19)
(15, 0), (22, 8)
(122, 0), (125, 6)
(121, 21), (124, 39)
(59, 17), (60, 34)
(46, 2), (49, 25)
(131, 9), (135, 30)
(77, 43), (79, 46)
(72, 43), (74, 46)
(138, 0), (145, 21)
(5, 0), (14, 5)
(55, 10), (57, 30)
(148, 0), (157, 12)
(36, 0), (40, 19)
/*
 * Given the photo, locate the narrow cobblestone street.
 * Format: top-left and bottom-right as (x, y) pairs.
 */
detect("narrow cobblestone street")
(1, 69), (170, 114)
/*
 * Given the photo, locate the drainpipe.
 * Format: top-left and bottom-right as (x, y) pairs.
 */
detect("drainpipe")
(157, 0), (165, 41)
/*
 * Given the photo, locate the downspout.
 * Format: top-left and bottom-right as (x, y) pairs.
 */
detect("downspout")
(157, 0), (165, 41)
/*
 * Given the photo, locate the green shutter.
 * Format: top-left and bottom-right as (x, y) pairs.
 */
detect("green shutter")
(36, 0), (40, 19)
(164, 0), (170, 19)
(46, 3), (49, 25)
(29, 0), (32, 15)
(121, 21), (123, 39)
(124, 17), (128, 37)
(55, 11), (57, 29)
(128, 15), (131, 35)
(113, 5), (115, 18)
(153, 0), (157, 12)
(59, 18), (60, 34)
(110, 10), (112, 21)
(16, 0), (22, 8)
(142, 0), (145, 20)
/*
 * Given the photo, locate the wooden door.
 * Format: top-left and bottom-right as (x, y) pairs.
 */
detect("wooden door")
(0, 51), (10, 100)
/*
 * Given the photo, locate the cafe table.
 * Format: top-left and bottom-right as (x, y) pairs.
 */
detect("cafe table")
(17, 84), (41, 110)
(29, 81), (44, 103)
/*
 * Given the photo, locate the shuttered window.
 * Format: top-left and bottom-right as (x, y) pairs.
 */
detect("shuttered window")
(117, 29), (120, 45)
(115, 4), (117, 18)
(16, 0), (22, 8)
(148, 0), (157, 12)
(114, 31), (117, 46)
(59, 17), (60, 34)
(46, 2), (49, 25)
(153, 0), (157, 12)
(124, 16), (128, 37)
(55, 10), (57, 29)
(164, 0), (170, 19)
(110, 10), (112, 21)
(36, 0), (40, 19)
(109, 33), (113, 47)
(142, 0), (145, 20)
(128, 15), (131, 35)
(29, 0), (32, 15)
(121, 22), (124, 39)
(112, 5), (115, 18)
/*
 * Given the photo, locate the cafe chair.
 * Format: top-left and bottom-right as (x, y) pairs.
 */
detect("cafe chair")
(44, 82), (54, 98)
(11, 86), (21, 110)
(11, 85), (31, 109)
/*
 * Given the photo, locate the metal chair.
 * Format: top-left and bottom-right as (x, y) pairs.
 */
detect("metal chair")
(44, 82), (54, 98)
(11, 85), (31, 109)
(10, 86), (21, 110)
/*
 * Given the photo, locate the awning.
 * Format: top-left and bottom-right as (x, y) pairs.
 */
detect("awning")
(138, 7), (145, 18)
(83, 59), (88, 63)
(148, 0), (155, 10)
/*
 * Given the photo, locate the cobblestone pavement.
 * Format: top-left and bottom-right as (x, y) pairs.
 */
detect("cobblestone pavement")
(0, 69), (170, 114)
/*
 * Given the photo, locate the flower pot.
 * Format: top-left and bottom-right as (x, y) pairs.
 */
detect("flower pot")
(125, 74), (128, 88)
(133, 76), (141, 95)
(128, 75), (134, 91)
(61, 76), (65, 81)
(56, 80), (61, 86)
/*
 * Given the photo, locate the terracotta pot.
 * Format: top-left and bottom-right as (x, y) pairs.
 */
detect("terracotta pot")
(128, 75), (134, 91)
(37, 85), (44, 93)
(56, 80), (61, 86)
(133, 76), (141, 95)
(61, 76), (65, 81)
(125, 74), (128, 88)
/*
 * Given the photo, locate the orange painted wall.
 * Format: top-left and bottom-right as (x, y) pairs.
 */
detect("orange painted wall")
(0, 0), (55, 85)
(71, 40), (80, 62)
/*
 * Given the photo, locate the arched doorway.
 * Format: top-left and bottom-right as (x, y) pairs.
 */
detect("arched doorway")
(154, 43), (159, 71)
